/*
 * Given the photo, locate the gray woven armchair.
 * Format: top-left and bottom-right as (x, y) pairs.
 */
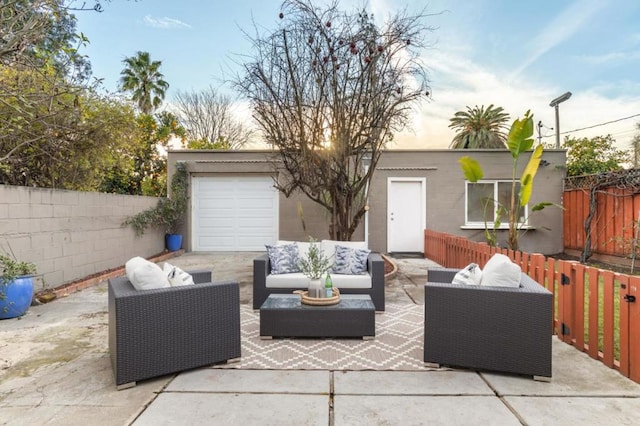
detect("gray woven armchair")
(108, 270), (241, 389)
(424, 267), (552, 380)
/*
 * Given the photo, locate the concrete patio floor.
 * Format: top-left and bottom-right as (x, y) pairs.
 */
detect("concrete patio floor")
(2, 252), (640, 425)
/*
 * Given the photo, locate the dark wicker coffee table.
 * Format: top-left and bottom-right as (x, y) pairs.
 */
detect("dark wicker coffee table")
(259, 294), (375, 339)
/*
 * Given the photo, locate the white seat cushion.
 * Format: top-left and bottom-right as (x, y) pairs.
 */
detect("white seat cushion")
(329, 273), (372, 289)
(266, 272), (371, 289)
(266, 272), (310, 288)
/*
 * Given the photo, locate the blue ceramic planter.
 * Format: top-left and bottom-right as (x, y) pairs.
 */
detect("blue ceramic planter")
(0, 276), (34, 319)
(165, 234), (183, 252)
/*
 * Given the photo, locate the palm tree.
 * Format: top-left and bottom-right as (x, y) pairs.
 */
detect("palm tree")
(119, 51), (169, 114)
(448, 104), (510, 149)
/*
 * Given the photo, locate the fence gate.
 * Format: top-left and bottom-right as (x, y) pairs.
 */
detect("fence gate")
(624, 276), (640, 382)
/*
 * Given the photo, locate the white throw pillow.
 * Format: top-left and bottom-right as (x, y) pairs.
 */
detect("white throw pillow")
(125, 257), (170, 290)
(125, 256), (147, 283)
(163, 262), (195, 286)
(481, 254), (521, 287)
(452, 263), (482, 286)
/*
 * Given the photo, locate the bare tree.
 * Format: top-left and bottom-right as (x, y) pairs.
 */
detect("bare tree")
(236, 0), (432, 240)
(173, 86), (253, 149)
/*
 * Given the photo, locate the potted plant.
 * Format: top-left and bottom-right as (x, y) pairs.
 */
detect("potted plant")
(298, 238), (332, 298)
(1, 253), (37, 319)
(124, 162), (188, 251)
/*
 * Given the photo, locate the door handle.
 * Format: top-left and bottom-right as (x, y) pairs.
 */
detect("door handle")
(624, 294), (636, 303)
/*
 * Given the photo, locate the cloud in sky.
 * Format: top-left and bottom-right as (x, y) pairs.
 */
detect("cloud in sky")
(74, 0), (639, 151)
(509, 0), (607, 80)
(143, 15), (192, 30)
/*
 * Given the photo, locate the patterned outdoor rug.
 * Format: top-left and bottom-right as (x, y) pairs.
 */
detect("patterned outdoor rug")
(215, 303), (433, 371)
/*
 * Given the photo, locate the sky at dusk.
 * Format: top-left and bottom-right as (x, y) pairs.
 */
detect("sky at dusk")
(75, 0), (640, 149)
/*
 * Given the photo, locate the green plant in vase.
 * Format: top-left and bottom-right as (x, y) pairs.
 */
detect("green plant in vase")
(123, 162), (188, 251)
(1, 253), (37, 319)
(298, 238), (332, 297)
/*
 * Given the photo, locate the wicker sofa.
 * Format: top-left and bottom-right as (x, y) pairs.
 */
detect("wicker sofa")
(424, 267), (552, 380)
(253, 240), (385, 311)
(108, 270), (241, 389)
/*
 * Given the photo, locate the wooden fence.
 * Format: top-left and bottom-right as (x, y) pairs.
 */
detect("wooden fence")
(424, 228), (640, 384)
(564, 181), (640, 263)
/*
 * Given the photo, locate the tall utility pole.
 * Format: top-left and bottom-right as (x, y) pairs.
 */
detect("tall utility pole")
(549, 91), (572, 149)
(537, 121), (552, 145)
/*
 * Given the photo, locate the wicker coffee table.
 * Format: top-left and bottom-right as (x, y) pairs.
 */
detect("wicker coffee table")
(259, 294), (375, 339)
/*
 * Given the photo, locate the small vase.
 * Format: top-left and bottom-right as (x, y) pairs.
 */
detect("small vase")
(308, 279), (323, 298)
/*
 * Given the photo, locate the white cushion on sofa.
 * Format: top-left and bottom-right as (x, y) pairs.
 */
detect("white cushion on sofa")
(266, 272), (371, 289)
(481, 254), (521, 287)
(330, 273), (372, 289)
(125, 256), (170, 290)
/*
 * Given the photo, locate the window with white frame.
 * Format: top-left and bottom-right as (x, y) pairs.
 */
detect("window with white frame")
(464, 181), (527, 228)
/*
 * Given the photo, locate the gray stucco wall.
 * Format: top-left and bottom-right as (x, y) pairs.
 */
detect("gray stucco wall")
(0, 185), (165, 292)
(368, 150), (566, 255)
(168, 149), (566, 255)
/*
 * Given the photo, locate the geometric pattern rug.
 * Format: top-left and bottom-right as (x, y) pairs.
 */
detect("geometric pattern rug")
(214, 303), (437, 371)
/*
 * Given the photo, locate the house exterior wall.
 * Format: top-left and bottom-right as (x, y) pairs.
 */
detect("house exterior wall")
(168, 149), (566, 255)
(0, 185), (164, 291)
(369, 150), (566, 255)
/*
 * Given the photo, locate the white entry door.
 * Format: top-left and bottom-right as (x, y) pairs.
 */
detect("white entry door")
(387, 178), (426, 253)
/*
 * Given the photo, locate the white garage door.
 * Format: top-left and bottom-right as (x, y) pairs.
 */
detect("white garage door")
(192, 176), (278, 251)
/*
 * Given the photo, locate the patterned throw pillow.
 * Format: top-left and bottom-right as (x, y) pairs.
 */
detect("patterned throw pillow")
(265, 243), (301, 274)
(163, 262), (195, 286)
(332, 245), (371, 275)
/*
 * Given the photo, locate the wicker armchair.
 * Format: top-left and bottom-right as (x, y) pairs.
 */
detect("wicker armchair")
(108, 270), (241, 389)
(424, 268), (552, 380)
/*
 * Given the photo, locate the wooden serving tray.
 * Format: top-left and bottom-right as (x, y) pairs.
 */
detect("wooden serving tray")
(294, 288), (340, 305)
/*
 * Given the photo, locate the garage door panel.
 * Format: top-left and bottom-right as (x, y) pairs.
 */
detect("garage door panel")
(237, 216), (274, 226)
(238, 196), (275, 204)
(199, 217), (234, 228)
(199, 236), (234, 248)
(237, 207), (275, 216)
(200, 209), (233, 220)
(193, 176), (278, 251)
(199, 197), (234, 206)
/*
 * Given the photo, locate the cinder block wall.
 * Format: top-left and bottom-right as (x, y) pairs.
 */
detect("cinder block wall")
(0, 185), (165, 292)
